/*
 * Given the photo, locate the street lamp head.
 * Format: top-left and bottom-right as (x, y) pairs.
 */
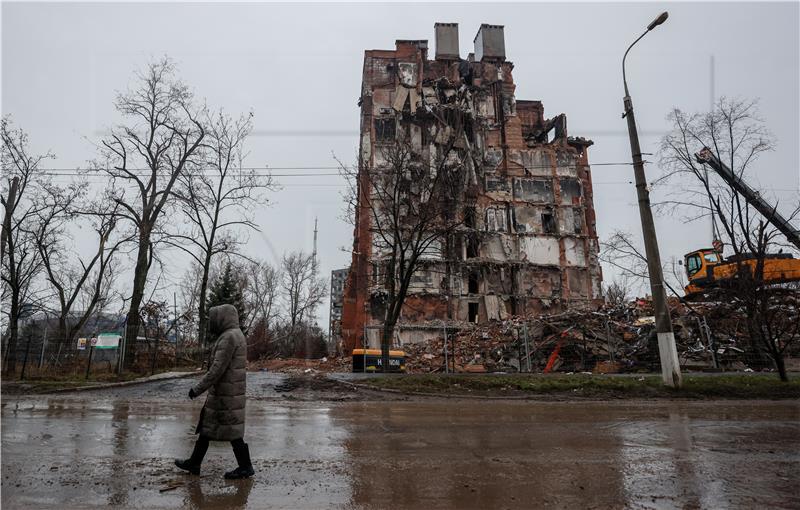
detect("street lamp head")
(647, 11), (669, 31)
(624, 10), (669, 97)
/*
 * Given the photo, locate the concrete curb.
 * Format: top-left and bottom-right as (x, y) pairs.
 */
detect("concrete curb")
(330, 377), (546, 400)
(24, 371), (200, 394)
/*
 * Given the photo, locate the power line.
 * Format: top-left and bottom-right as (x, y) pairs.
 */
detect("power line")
(591, 181), (799, 192)
(37, 172), (340, 177)
(30, 161), (640, 174)
(35, 166), (344, 172)
(38, 173), (799, 192)
(18, 164), (799, 192)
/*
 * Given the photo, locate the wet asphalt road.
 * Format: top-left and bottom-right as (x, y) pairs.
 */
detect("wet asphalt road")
(2, 372), (799, 509)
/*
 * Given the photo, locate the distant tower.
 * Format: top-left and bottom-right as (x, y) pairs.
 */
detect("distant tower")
(312, 217), (318, 263)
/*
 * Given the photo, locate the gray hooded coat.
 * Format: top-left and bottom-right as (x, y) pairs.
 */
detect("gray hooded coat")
(192, 304), (247, 441)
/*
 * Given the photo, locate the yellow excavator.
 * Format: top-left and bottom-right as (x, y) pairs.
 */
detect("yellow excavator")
(683, 148), (800, 299)
(683, 248), (800, 297)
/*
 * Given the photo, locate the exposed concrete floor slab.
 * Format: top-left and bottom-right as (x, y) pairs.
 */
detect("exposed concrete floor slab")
(2, 373), (799, 509)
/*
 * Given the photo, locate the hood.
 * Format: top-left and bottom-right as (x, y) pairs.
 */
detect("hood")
(208, 304), (240, 335)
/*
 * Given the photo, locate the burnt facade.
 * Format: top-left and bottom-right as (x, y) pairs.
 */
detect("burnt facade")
(328, 267), (349, 353)
(341, 23), (603, 352)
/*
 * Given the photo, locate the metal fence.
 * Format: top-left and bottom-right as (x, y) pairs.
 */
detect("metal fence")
(2, 333), (206, 380)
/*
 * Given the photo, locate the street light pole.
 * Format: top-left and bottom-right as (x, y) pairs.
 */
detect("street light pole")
(622, 11), (682, 388)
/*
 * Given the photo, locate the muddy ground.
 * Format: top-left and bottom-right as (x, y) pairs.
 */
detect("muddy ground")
(2, 372), (799, 509)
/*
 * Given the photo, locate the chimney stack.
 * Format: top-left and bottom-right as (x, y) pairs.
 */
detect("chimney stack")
(434, 22), (459, 60)
(473, 24), (505, 62)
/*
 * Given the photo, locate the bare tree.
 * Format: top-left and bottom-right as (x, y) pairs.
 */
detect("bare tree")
(604, 277), (633, 307)
(244, 259), (281, 333)
(658, 97), (800, 380)
(139, 300), (174, 375)
(242, 259), (281, 359)
(96, 58), (205, 369)
(656, 97), (782, 246)
(340, 120), (475, 370)
(1, 117), (55, 374)
(728, 223), (800, 380)
(33, 188), (126, 349)
(177, 262), (203, 339)
(167, 109), (272, 345)
(280, 251), (327, 330)
(666, 255), (689, 293)
(600, 229), (688, 300)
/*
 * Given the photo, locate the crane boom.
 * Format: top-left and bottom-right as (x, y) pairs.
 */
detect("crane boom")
(695, 147), (800, 250)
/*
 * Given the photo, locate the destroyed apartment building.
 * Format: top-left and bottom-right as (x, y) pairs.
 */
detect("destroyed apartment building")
(341, 23), (603, 352)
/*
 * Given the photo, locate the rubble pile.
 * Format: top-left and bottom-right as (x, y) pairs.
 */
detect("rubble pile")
(401, 299), (768, 374)
(244, 294), (798, 375)
(247, 356), (350, 374)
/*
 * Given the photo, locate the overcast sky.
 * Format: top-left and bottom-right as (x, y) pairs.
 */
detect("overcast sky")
(3, 1), (799, 327)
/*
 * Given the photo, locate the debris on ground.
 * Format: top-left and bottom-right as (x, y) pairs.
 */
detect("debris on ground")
(274, 379), (301, 393)
(245, 295), (799, 375)
(247, 357), (350, 374)
(400, 297), (799, 374)
(159, 481), (184, 493)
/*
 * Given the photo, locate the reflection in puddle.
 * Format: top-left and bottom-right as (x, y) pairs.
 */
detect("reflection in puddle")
(183, 479), (254, 509)
(3, 395), (799, 509)
(615, 404), (800, 509)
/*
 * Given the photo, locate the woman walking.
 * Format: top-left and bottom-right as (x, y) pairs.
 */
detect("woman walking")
(175, 304), (254, 479)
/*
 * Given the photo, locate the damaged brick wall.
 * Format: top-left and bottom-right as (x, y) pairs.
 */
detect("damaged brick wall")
(341, 24), (603, 353)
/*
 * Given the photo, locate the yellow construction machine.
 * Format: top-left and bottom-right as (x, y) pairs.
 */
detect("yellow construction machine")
(683, 248), (800, 298)
(682, 148), (800, 300)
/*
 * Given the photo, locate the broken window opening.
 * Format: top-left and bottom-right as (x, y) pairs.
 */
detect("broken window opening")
(468, 271), (480, 294)
(374, 118), (396, 142)
(485, 207), (508, 233)
(466, 235), (479, 259)
(397, 62), (418, 87)
(468, 302), (479, 323)
(410, 269), (433, 287)
(573, 207), (583, 234)
(513, 178), (554, 203)
(420, 122), (431, 148)
(464, 207), (476, 229)
(559, 178), (582, 204)
(509, 206), (523, 233)
(458, 60), (473, 85)
(384, 263), (395, 288)
(542, 211), (557, 235)
(464, 120), (475, 144)
(486, 177), (509, 192)
(372, 262), (379, 287)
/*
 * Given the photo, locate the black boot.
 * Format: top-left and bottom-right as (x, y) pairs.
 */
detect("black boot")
(175, 436), (209, 475)
(224, 441), (255, 479)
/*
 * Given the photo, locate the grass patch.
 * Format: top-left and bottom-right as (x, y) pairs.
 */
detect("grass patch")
(678, 375), (800, 399)
(362, 373), (800, 399)
(1, 366), (196, 394)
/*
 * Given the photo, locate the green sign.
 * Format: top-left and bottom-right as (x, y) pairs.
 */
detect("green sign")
(95, 333), (120, 349)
